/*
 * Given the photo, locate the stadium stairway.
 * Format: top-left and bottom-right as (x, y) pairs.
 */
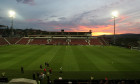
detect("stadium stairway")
(0, 38), (9, 45)
(16, 38), (30, 45)
(15, 38), (23, 44)
(99, 37), (109, 46)
(4, 38), (11, 45)
(27, 39), (32, 44)
(5, 38), (21, 44)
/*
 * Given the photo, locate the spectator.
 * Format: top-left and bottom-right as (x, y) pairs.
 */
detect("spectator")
(91, 76), (94, 80)
(37, 79), (40, 84)
(1, 72), (5, 78)
(21, 67), (24, 73)
(45, 62), (47, 66)
(43, 68), (46, 74)
(105, 77), (108, 80)
(36, 72), (40, 79)
(40, 64), (42, 69)
(121, 81), (125, 84)
(49, 68), (52, 75)
(33, 72), (36, 80)
(99, 80), (103, 84)
(104, 80), (109, 84)
(59, 67), (62, 73)
(39, 72), (44, 84)
(40, 72), (45, 79)
(47, 63), (49, 67)
(47, 72), (50, 84)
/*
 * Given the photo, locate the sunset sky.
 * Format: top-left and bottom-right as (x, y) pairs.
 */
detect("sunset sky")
(0, 0), (140, 36)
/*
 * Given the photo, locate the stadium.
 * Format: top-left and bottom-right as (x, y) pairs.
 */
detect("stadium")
(0, 0), (140, 84)
(0, 28), (140, 84)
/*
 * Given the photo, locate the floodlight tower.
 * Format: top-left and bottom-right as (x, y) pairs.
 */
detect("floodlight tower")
(9, 10), (16, 36)
(112, 11), (118, 45)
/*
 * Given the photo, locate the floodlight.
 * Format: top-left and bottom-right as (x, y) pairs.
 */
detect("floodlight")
(9, 10), (16, 18)
(9, 10), (16, 36)
(112, 11), (118, 17)
(111, 11), (119, 45)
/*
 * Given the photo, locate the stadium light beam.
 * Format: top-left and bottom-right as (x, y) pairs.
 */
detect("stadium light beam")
(112, 11), (118, 18)
(112, 11), (118, 45)
(9, 10), (15, 18)
(9, 10), (16, 36)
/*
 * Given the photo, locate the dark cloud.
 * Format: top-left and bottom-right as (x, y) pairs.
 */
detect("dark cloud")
(0, 0), (139, 34)
(61, 1), (122, 27)
(51, 15), (57, 17)
(16, 0), (22, 2)
(30, 0), (139, 31)
(34, 0), (137, 31)
(58, 17), (66, 20)
(0, 17), (3, 19)
(16, 0), (35, 5)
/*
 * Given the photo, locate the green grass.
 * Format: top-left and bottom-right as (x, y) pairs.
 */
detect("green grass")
(0, 45), (140, 81)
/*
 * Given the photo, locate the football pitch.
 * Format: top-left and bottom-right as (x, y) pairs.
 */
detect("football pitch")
(0, 45), (140, 80)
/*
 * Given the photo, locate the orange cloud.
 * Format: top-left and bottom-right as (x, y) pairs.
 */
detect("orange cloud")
(66, 25), (114, 36)
(45, 24), (134, 36)
(123, 22), (132, 25)
(109, 15), (129, 23)
(118, 16), (129, 22)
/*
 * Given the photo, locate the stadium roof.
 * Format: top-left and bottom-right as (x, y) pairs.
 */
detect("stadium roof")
(0, 25), (7, 27)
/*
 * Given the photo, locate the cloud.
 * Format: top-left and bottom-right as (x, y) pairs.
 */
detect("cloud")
(0, 17), (3, 20)
(17, 0), (140, 35)
(52, 25), (114, 36)
(1, 0), (138, 35)
(109, 15), (130, 23)
(118, 16), (130, 22)
(62, 0), (130, 27)
(58, 17), (66, 20)
(16, 0), (22, 2)
(25, 19), (41, 22)
(51, 15), (57, 17)
(16, 0), (35, 5)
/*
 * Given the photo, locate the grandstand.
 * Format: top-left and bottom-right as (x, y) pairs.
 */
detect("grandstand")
(0, 37), (108, 46)
(16, 38), (29, 45)
(0, 38), (9, 45)
(5, 37), (21, 44)
(0, 30), (108, 46)
(29, 38), (48, 45)
(48, 38), (68, 45)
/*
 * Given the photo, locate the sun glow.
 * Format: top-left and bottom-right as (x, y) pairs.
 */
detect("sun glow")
(92, 32), (113, 36)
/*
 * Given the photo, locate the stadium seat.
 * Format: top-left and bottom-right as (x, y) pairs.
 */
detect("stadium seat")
(0, 38), (9, 45)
